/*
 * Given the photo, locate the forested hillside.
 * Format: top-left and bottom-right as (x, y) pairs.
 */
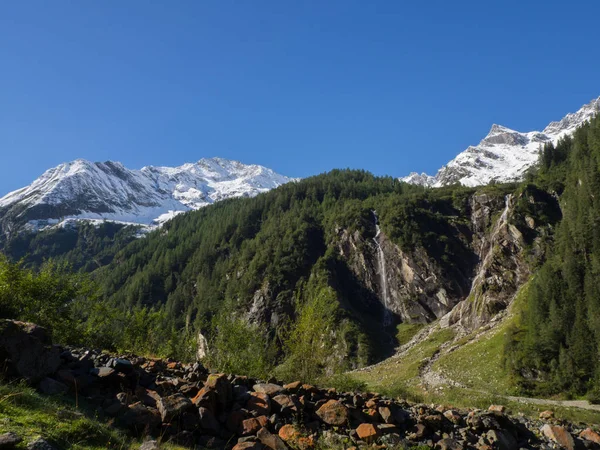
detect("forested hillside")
(505, 114), (600, 398)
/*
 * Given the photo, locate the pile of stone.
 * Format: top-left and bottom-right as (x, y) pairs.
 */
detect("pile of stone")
(2, 319), (600, 450)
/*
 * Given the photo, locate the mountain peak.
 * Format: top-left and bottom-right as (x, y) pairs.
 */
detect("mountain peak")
(0, 157), (294, 234)
(401, 95), (599, 187)
(487, 124), (514, 135)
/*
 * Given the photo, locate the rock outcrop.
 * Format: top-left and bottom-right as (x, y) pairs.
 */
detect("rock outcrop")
(0, 320), (61, 383)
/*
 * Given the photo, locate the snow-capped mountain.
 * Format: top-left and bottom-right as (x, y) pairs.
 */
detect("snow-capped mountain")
(0, 157), (294, 235)
(402, 97), (600, 187)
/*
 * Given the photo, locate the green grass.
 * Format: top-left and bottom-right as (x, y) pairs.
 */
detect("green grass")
(351, 326), (456, 400)
(348, 282), (600, 425)
(0, 381), (129, 449)
(433, 282), (530, 395)
(396, 323), (425, 346)
(0, 381), (189, 450)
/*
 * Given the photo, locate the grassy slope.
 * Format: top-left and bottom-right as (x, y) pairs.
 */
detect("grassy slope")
(351, 327), (455, 398)
(349, 283), (600, 425)
(0, 382), (186, 450)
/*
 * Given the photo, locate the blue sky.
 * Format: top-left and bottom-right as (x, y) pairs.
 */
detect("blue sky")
(1, 1), (599, 195)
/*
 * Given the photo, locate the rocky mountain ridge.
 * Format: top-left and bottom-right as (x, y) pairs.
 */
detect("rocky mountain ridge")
(402, 97), (600, 187)
(0, 157), (294, 238)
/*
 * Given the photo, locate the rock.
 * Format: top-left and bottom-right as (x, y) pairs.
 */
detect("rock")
(278, 424), (299, 442)
(277, 424), (313, 449)
(411, 423), (428, 439)
(135, 386), (160, 408)
(199, 407), (221, 434)
(316, 399), (348, 426)
(26, 438), (56, 450)
(253, 383), (284, 396)
(90, 367), (116, 379)
(378, 406), (394, 424)
(111, 358), (133, 374)
(38, 377), (68, 395)
(541, 424), (575, 450)
(241, 418), (262, 436)
(488, 404), (506, 414)
(283, 381), (302, 392)
(271, 394), (298, 414)
(169, 431), (195, 447)
(0, 320), (61, 383)
(580, 428), (600, 445)
(539, 410), (555, 420)
(435, 438), (464, 450)
(356, 423), (380, 443)
(157, 393), (194, 422)
(120, 402), (161, 433)
(485, 429), (517, 450)
(443, 410), (463, 425)
(0, 432), (22, 448)
(257, 427), (288, 450)
(247, 392), (271, 415)
(377, 423), (399, 435)
(139, 441), (160, 450)
(422, 413), (446, 431)
(233, 443), (264, 450)
(192, 385), (218, 411)
(205, 373), (233, 412)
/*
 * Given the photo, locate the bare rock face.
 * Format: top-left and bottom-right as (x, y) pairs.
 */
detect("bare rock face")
(446, 193), (528, 329)
(0, 320), (60, 383)
(335, 221), (470, 325)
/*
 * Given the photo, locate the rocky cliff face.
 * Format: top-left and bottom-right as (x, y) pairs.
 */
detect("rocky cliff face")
(336, 226), (465, 325)
(444, 193), (529, 329)
(332, 189), (552, 332)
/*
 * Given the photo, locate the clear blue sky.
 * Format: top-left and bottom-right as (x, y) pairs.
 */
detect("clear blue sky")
(1, 1), (599, 195)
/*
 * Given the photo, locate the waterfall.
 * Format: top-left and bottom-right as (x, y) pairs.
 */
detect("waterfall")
(372, 211), (393, 326)
(471, 194), (513, 290)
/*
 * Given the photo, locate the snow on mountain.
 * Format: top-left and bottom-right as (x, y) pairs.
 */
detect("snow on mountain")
(402, 97), (600, 187)
(0, 157), (295, 233)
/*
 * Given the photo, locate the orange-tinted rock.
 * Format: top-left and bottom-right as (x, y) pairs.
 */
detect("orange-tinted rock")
(247, 392), (271, 415)
(192, 386), (217, 411)
(366, 408), (380, 421)
(488, 404), (506, 414)
(241, 418), (262, 436)
(356, 423), (380, 443)
(283, 381), (302, 392)
(256, 415), (269, 427)
(539, 410), (554, 420)
(279, 423), (316, 448)
(316, 399), (348, 426)
(365, 399), (378, 409)
(541, 424), (575, 450)
(278, 424), (300, 442)
(580, 428), (600, 444)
